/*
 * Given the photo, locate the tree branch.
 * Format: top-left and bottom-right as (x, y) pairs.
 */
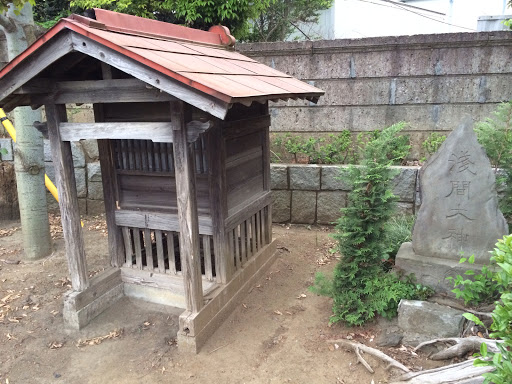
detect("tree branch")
(0, 14), (16, 33)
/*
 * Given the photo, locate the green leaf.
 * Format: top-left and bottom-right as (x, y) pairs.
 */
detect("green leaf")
(463, 313), (485, 327)
(480, 341), (488, 357)
(469, 254), (475, 264)
(460, 257), (468, 264)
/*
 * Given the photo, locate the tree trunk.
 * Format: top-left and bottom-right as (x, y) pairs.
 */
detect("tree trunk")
(1, 3), (51, 259)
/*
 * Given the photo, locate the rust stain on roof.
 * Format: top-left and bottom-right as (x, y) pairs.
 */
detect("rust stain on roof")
(0, 9), (324, 109)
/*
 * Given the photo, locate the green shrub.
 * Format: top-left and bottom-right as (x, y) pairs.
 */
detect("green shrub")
(447, 255), (501, 307)
(421, 132), (446, 158)
(475, 101), (512, 225)
(310, 122), (432, 326)
(472, 235), (512, 384)
(383, 214), (415, 267)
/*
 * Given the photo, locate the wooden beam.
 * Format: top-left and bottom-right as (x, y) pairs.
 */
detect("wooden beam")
(70, 33), (230, 120)
(225, 191), (272, 231)
(56, 120), (212, 142)
(46, 103), (89, 291)
(93, 106), (125, 267)
(171, 100), (203, 313)
(114, 210), (213, 235)
(207, 123), (230, 283)
(24, 78), (178, 105)
(0, 32), (73, 104)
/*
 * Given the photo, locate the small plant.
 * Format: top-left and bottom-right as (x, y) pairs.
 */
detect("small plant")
(310, 122), (432, 326)
(475, 101), (512, 225)
(421, 132), (446, 158)
(383, 214), (415, 268)
(446, 254), (501, 307)
(470, 235), (512, 384)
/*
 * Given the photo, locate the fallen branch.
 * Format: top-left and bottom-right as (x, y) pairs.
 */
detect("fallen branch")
(391, 358), (492, 384)
(428, 297), (493, 319)
(414, 336), (501, 360)
(327, 339), (410, 373)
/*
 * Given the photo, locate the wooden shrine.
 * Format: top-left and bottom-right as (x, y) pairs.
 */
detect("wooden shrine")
(0, 9), (323, 351)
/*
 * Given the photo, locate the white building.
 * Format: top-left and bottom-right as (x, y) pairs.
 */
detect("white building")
(293, 0), (511, 40)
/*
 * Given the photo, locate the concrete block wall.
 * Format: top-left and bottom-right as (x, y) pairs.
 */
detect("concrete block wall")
(271, 164), (419, 225)
(238, 31), (512, 159)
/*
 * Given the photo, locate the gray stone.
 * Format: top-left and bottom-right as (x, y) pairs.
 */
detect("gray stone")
(81, 139), (99, 161)
(87, 162), (102, 182)
(87, 199), (105, 215)
(321, 165), (351, 191)
(396, 202), (414, 216)
(44, 162), (55, 183)
(0, 138), (13, 161)
(71, 142), (85, 168)
(316, 191), (346, 224)
(291, 191), (316, 224)
(75, 168), (87, 198)
(270, 164), (288, 189)
(411, 117), (508, 264)
(289, 165), (320, 190)
(88, 181), (104, 200)
(272, 190), (291, 223)
(398, 299), (465, 346)
(376, 332), (403, 348)
(391, 166), (418, 202)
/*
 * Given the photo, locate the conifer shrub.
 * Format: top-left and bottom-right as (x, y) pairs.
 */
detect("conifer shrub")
(310, 122), (433, 326)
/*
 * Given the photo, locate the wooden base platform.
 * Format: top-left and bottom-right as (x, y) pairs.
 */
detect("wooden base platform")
(62, 241), (278, 353)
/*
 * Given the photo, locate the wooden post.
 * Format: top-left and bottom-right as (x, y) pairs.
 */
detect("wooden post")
(262, 102), (272, 244)
(206, 123), (230, 283)
(171, 100), (203, 313)
(93, 105), (125, 267)
(45, 103), (89, 291)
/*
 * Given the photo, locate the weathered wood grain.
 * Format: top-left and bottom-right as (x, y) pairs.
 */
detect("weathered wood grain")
(171, 100), (203, 313)
(46, 103), (89, 291)
(206, 123), (230, 283)
(114, 210), (213, 235)
(121, 226), (133, 267)
(155, 230), (165, 273)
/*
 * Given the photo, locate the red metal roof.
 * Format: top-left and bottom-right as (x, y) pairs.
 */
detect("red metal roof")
(0, 9), (323, 109)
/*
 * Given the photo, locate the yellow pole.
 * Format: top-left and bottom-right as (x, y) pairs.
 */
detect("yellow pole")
(1, 108), (83, 227)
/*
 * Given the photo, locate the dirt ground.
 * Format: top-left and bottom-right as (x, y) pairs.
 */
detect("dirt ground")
(0, 216), (438, 384)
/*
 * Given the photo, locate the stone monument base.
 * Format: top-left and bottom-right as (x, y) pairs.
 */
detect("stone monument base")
(395, 242), (486, 294)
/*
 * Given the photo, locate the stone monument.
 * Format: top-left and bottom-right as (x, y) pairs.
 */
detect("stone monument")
(396, 117), (509, 292)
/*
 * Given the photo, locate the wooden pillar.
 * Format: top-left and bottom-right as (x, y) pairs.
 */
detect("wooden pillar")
(207, 123), (230, 283)
(262, 103), (272, 243)
(170, 100), (203, 313)
(93, 105), (124, 267)
(45, 103), (89, 291)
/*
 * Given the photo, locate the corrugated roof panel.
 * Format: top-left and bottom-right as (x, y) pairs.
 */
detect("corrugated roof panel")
(222, 75), (291, 95)
(181, 43), (257, 62)
(125, 47), (192, 72)
(232, 60), (293, 78)
(186, 55), (256, 75)
(182, 73), (267, 97)
(255, 76), (315, 94)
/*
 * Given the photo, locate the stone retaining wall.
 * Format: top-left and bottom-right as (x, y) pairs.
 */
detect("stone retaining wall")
(238, 31), (512, 159)
(271, 164), (419, 224)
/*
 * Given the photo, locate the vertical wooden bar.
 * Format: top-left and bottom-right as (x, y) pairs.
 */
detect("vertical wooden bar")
(257, 212), (262, 252)
(144, 228), (154, 270)
(261, 209), (267, 246)
(228, 229), (235, 271)
(46, 103), (89, 291)
(154, 142), (161, 171)
(121, 227), (133, 267)
(235, 226), (241, 268)
(166, 232), (177, 274)
(203, 235), (213, 281)
(140, 140), (148, 171)
(94, 105), (124, 268)
(262, 104), (272, 244)
(160, 143), (168, 172)
(240, 220), (247, 264)
(207, 123), (230, 283)
(127, 140), (135, 170)
(246, 218), (253, 258)
(146, 141), (153, 171)
(134, 228), (143, 269)
(167, 143), (174, 173)
(155, 230), (165, 273)
(120, 140), (128, 170)
(251, 214), (257, 254)
(171, 100), (203, 313)
(134, 140), (142, 170)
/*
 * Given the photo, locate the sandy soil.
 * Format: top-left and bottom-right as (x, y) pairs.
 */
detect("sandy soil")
(0, 217), (436, 384)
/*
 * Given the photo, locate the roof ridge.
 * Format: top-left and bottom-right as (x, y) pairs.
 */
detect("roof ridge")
(66, 9), (236, 48)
